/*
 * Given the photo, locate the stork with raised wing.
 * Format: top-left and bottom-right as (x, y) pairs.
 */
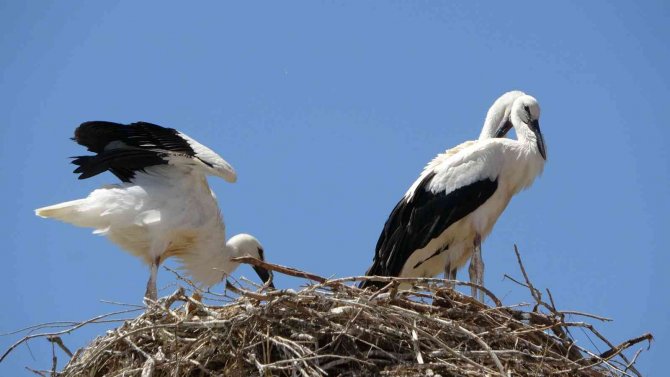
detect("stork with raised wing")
(36, 121), (273, 300)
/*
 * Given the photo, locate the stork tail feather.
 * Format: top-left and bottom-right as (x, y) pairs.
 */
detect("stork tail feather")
(35, 199), (101, 228)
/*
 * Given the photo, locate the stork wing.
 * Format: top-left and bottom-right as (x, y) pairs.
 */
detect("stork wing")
(71, 121), (236, 183)
(363, 144), (500, 286)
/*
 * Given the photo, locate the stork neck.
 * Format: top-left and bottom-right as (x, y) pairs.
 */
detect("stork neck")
(502, 133), (545, 193)
(479, 112), (503, 140)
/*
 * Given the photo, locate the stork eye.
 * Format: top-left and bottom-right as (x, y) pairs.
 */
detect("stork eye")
(523, 105), (534, 124)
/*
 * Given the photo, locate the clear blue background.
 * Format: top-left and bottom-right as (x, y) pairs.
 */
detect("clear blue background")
(1, 1), (667, 375)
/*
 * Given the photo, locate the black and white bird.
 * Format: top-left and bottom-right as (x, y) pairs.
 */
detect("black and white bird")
(360, 92), (546, 298)
(36, 121), (274, 300)
(439, 90), (525, 298)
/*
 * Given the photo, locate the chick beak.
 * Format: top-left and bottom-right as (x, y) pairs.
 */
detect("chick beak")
(531, 120), (547, 160)
(253, 266), (275, 289)
(495, 119), (513, 138)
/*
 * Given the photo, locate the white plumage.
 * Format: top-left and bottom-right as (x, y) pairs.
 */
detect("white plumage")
(361, 92), (546, 298)
(36, 121), (273, 300)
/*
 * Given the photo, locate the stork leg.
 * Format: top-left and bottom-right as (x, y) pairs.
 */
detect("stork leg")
(144, 257), (159, 302)
(468, 234), (485, 302)
(444, 263), (457, 289)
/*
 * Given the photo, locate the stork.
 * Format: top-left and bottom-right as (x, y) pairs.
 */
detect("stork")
(401, 91), (526, 297)
(360, 93), (546, 298)
(35, 121), (274, 301)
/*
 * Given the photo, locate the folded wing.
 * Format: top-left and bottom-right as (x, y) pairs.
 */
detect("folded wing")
(363, 144), (502, 286)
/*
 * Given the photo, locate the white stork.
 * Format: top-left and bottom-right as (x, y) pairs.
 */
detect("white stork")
(361, 93), (546, 298)
(35, 121), (274, 301)
(400, 91), (526, 297)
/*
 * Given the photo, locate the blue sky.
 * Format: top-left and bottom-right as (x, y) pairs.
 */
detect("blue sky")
(1, 1), (667, 375)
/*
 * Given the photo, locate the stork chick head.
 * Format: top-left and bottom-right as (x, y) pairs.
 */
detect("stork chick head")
(228, 233), (275, 289)
(511, 95), (546, 160)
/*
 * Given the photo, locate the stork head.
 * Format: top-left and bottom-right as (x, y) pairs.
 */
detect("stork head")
(228, 233), (275, 289)
(511, 95), (547, 160)
(481, 90), (526, 140)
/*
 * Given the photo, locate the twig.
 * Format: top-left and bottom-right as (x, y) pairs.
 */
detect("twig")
(1, 308), (142, 363)
(559, 310), (613, 322)
(410, 320), (424, 364)
(597, 333), (653, 361)
(231, 257), (328, 283)
(50, 337), (57, 377)
(513, 244), (542, 307)
(25, 367), (48, 377)
(625, 348), (644, 373)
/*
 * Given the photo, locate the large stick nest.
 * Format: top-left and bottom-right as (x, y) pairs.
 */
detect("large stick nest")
(3, 249), (652, 376)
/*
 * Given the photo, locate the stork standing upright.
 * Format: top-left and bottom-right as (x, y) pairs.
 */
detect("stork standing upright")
(35, 121), (274, 300)
(360, 93), (546, 297)
(406, 91), (526, 297)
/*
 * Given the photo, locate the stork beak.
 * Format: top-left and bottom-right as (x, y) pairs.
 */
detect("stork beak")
(253, 266), (275, 289)
(531, 120), (547, 160)
(494, 119), (513, 138)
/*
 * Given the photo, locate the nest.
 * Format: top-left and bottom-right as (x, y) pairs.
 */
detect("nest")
(2, 249), (651, 376)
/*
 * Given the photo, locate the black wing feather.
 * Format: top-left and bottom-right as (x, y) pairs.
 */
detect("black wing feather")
(361, 172), (498, 288)
(71, 121), (195, 182)
(72, 149), (166, 182)
(74, 121), (195, 154)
